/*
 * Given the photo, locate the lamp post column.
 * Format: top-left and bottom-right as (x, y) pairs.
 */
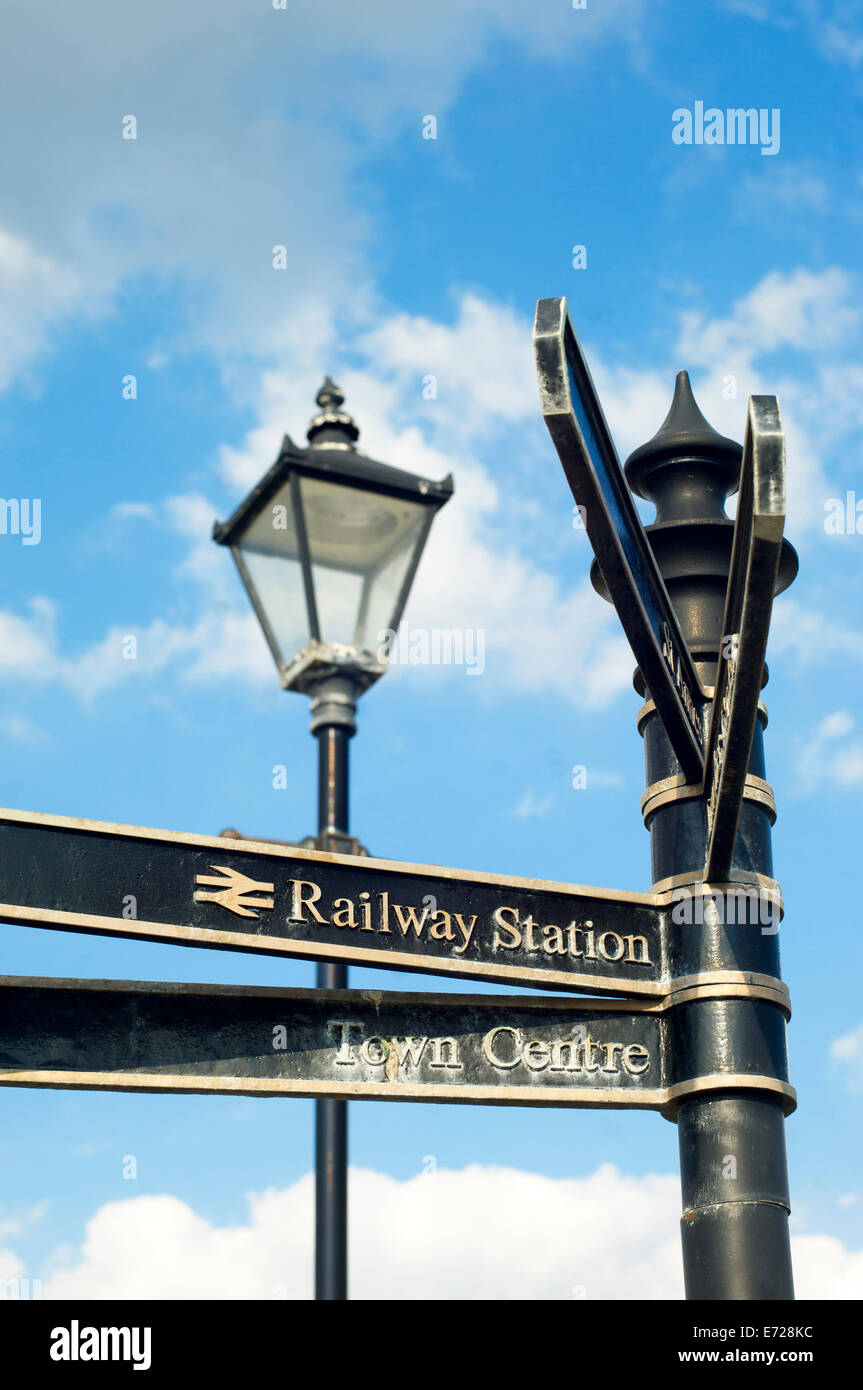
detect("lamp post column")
(309, 675), (358, 1302)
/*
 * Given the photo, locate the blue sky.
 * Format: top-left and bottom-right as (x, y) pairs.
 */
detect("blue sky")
(0, 0), (862, 1298)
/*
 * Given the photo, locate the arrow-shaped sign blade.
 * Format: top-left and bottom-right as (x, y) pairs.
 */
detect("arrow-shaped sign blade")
(703, 396), (787, 884)
(0, 975), (794, 1115)
(533, 298), (706, 781)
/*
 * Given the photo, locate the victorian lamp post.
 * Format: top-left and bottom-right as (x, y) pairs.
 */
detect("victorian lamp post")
(213, 377), (453, 1300)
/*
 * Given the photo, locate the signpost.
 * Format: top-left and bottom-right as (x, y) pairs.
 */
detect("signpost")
(0, 807), (786, 1000)
(703, 396), (788, 884)
(533, 297), (797, 1301)
(0, 297), (798, 1303)
(534, 298), (706, 782)
(0, 976), (794, 1115)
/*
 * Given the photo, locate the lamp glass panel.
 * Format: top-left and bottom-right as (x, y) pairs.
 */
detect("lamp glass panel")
(357, 510), (427, 652)
(233, 478), (309, 668)
(298, 475), (427, 650)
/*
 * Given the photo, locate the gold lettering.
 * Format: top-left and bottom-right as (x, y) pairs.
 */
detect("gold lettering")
(542, 924), (567, 955)
(429, 1037), (462, 1070)
(388, 1036), (428, 1068)
(392, 903), (429, 938)
(492, 906), (522, 950)
(329, 1020), (362, 1063)
(550, 1040), (577, 1071)
(624, 933), (651, 964)
(523, 1039), (551, 1070)
(623, 1044), (650, 1075)
(523, 915), (540, 953)
(289, 879), (328, 925)
(482, 1025), (521, 1069)
(598, 931), (624, 961)
(360, 1036), (388, 1066)
(331, 897), (357, 929)
(428, 909), (454, 941)
(453, 913), (477, 954)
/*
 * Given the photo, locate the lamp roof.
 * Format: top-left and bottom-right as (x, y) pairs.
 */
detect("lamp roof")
(213, 379), (453, 546)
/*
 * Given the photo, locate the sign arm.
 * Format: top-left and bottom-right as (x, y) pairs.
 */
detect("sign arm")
(703, 396), (787, 884)
(534, 298), (706, 782)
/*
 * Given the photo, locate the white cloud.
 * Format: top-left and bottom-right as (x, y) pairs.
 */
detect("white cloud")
(0, 229), (89, 393)
(511, 790), (556, 819)
(21, 1163), (863, 1299)
(0, 598), (58, 678)
(771, 605), (863, 666)
(0, 0), (647, 389)
(2, 273), (860, 710)
(720, 1), (863, 71)
(678, 268), (859, 363)
(0, 1199), (50, 1244)
(793, 1234), (863, 1297)
(793, 707), (863, 793)
(734, 163), (829, 219)
(819, 18), (863, 68)
(821, 710), (855, 738)
(0, 1249), (25, 1283)
(358, 294), (538, 435)
(38, 1164), (682, 1301)
(0, 714), (44, 744)
(832, 1021), (863, 1085)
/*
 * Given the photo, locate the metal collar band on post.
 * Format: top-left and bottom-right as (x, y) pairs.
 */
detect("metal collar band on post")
(308, 674), (360, 736)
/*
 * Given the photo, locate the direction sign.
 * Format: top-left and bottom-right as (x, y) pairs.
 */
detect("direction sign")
(533, 297), (706, 781)
(703, 398), (787, 884)
(0, 808), (791, 999)
(0, 976), (795, 1115)
(0, 806), (665, 995)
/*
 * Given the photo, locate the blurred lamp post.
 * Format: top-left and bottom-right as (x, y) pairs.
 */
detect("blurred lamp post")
(213, 377), (453, 1299)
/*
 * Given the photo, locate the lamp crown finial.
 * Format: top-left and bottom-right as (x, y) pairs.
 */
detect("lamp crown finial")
(316, 375), (344, 411)
(307, 374), (360, 449)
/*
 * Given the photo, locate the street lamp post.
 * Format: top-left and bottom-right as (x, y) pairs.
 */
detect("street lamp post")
(213, 377), (453, 1300)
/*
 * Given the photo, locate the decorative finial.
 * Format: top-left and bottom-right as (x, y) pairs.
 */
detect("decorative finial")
(307, 375), (360, 450)
(316, 375), (345, 412)
(624, 370), (742, 517)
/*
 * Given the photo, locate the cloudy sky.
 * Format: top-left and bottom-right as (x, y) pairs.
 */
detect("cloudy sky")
(1, 0), (863, 1299)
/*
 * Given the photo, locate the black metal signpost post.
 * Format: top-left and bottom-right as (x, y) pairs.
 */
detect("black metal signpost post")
(0, 299), (800, 1305)
(534, 297), (798, 1299)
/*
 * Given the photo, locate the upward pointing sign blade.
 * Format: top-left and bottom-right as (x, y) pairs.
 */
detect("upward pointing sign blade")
(533, 298), (706, 781)
(703, 397), (788, 884)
